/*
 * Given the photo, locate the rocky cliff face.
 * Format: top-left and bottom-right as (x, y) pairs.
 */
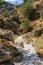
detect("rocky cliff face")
(0, 17), (19, 34)
(0, 3), (20, 35)
(0, 29), (23, 65)
(0, 3), (23, 63)
(0, 0), (43, 65)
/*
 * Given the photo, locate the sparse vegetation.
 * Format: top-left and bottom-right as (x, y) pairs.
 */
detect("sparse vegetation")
(2, 10), (10, 17)
(0, 0), (5, 8)
(40, 8), (43, 19)
(0, 0), (43, 63)
(20, 19), (30, 33)
(33, 38), (43, 57)
(19, 42), (24, 47)
(20, 1), (33, 19)
(12, 12), (19, 22)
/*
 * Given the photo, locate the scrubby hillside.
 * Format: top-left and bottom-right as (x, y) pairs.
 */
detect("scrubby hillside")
(0, 1), (23, 65)
(15, 0), (43, 34)
(0, 0), (43, 65)
(17, 0), (43, 57)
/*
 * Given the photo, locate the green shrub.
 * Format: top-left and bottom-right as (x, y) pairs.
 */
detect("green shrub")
(40, 8), (43, 19)
(12, 13), (19, 22)
(23, 0), (27, 2)
(0, 0), (4, 4)
(2, 10), (10, 17)
(20, 1), (33, 19)
(21, 19), (30, 33)
(19, 42), (24, 47)
(0, 0), (5, 8)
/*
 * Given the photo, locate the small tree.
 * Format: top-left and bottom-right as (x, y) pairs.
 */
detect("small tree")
(21, 19), (30, 33)
(12, 12), (19, 22)
(20, 0), (33, 19)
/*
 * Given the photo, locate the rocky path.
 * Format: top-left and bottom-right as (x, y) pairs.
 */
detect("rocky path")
(14, 35), (43, 65)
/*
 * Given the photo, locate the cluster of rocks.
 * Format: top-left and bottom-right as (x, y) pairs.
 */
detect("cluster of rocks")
(0, 4), (23, 65)
(0, 29), (23, 65)
(0, 2), (20, 35)
(34, 27), (43, 37)
(0, 17), (20, 35)
(28, 19), (43, 38)
(0, 29), (15, 42)
(0, 43), (23, 65)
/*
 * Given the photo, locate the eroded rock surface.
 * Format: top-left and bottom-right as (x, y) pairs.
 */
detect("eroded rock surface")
(0, 17), (19, 34)
(0, 40), (23, 64)
(0, 29), (14, 42)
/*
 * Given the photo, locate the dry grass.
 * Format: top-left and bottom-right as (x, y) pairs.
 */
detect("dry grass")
(33, 36), (43, 57)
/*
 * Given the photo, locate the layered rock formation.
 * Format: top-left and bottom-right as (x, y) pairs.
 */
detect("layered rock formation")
(0, 29), (23, 65)
(0, 17), (19, 35)
(0, 42), (23, 65)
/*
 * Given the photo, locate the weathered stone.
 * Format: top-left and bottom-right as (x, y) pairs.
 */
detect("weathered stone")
(0, 29), (14, 42)
(0, 17), (19, 34)
(0, 48), (12, 63)
(34, 27), (43, 37)
(0, 42), (23, 63)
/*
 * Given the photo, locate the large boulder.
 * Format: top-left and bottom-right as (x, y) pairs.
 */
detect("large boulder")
(0, 49), (12, 63)
(0, 43), (13, 65)
(0, 29), (14, 42)
(0, 41), (23, 64)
